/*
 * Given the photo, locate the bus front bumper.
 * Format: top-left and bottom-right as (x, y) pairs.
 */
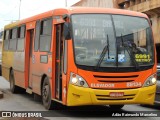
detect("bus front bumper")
(67, 84), (156, 106)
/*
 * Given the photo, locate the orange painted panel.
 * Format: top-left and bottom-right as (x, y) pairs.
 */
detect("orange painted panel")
(26, 21), (36, 30)
(14, 70), (25, 88)
(32, 75), (41, 95)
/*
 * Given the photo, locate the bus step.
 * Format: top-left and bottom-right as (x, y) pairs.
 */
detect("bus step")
(26, 88), (32, 94)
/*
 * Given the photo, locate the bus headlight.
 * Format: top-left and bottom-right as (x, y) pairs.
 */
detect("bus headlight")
(143, 73), (157, 87)
(70, 72), (89, 88)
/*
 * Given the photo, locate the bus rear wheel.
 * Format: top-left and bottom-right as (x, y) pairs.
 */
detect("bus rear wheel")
(9, 70), (19, 93)
(109, 105), (124, 110)
(42, 77), (54, 110)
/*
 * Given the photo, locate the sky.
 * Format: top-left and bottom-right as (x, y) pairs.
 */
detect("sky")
(0, 0), (80, 29)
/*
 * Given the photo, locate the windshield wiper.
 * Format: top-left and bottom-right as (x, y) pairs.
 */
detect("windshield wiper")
(121, 34), (139, 70)
(95, 34), (110, 70)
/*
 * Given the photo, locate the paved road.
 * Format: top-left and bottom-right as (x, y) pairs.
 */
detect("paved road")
(0, 76), (159, 120)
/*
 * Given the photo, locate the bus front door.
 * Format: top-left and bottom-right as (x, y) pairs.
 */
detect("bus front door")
(55, 24), (63, 100)
(28, 29), (34, 89)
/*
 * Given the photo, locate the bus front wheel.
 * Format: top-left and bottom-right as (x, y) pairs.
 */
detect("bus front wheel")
(9, 70), (19, 93)
(109, 105), (124, 110)
(42, 77), (54, 110)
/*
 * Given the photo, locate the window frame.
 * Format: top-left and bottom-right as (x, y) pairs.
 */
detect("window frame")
(17, 25), (26, 52)
(3, 29), (10, 51)
(34, 20), (40, 52)
(40, 17), (52, 36)
(39, 17), (52, 52)
(9, 27), (18, 51)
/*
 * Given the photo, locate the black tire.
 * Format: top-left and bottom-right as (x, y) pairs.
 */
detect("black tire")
(109, 105), (124, 110)
(9, 70), (19, 93)
(42, 77), (54, 110)
(34, 93), (41, 102)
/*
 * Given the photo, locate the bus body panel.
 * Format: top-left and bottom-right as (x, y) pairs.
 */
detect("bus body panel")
(2, 51), (14, 81)
(66, 64), (156, 106)
(66, 7), (148, 18)
(77, 69), (153, 89)
(67, 84), (156, 106)
(25, 20), (53, 95)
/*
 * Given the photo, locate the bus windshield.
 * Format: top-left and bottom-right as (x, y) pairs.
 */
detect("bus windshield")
(71, 14), (154, 70)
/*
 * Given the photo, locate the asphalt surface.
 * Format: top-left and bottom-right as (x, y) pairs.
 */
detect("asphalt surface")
(0, 76), (159, 120)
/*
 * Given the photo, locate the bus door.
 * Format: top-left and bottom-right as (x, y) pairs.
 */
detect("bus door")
(25, 21), (36, 92)
(28, 29), (34, 88)
(55, 24), (63, 100)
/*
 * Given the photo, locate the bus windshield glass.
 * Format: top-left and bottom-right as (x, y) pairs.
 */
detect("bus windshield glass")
(71, 14), (154, 69)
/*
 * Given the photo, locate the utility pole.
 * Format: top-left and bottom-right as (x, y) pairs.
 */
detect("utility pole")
(65, 0), (67, 7)
(19, 0), (21, 20)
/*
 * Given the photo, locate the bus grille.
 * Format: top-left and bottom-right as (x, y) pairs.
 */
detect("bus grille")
(93, 75), (139, 83)
(93, 75), (139, 78)
(96, 94), (135, 101)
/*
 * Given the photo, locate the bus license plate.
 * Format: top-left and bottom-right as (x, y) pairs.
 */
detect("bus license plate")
(109, 92), (124, 97)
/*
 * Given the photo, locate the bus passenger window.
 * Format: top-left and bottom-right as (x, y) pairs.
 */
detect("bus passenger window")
(34, 20), (40, 51)
(9, 29), (12, 39)
(39, 18), (52, 52)
(3, 30), (10, 50)
(17, 25), (25, 51)
(9, 28), (17, 51)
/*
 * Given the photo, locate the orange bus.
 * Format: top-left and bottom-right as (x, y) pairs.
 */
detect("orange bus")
(2, 7), (157, 110)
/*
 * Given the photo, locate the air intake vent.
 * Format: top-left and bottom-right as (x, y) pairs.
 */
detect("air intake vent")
(97, 98), (133, 100)
(94, 75), (138, 78)
(96, 94), (135, 101)
(93, 74), (139, 88)
(98, 80), (134, 83)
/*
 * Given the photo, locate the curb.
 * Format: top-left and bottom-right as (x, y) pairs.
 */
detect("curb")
(0, 91), (3, 99)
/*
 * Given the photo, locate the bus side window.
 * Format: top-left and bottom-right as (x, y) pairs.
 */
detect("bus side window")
(39, 18), (52, 52)
(17, 25), (26, 51)
(34, 20), (40, 51)
(9, 28), (17, 51)
(3, 30), (10, 51)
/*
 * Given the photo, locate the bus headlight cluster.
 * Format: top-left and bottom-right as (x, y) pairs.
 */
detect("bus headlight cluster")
(70, 72), (89, 88)
(143, 73), (157, 87)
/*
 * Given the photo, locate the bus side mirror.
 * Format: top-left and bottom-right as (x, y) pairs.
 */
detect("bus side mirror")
(63, 23), (71, 40)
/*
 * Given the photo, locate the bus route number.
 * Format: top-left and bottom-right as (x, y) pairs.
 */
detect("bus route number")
(126, 82), (142, 87)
